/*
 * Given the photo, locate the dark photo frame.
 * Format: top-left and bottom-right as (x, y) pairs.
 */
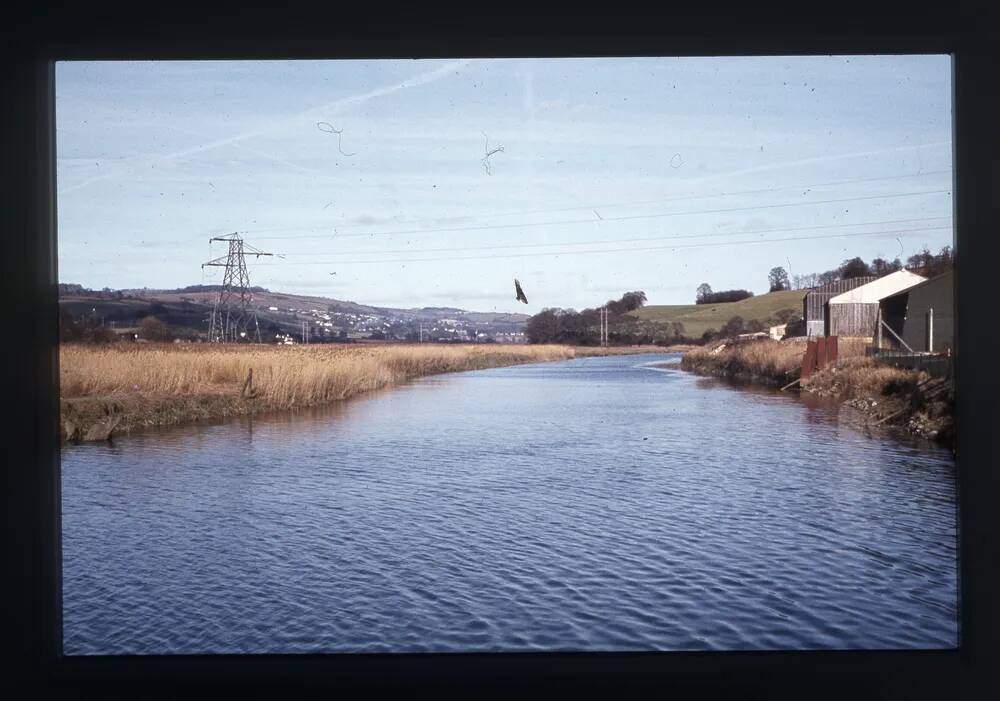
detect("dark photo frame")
(4, 3), (998, 696)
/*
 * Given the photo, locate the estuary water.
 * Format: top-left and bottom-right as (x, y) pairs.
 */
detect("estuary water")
(61, 353), (958, 654)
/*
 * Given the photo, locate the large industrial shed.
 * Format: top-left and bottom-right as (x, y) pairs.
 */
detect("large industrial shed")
(803, 276), (876, 337)
(826, 269), (927, 338)
(876, 271), (954, 353)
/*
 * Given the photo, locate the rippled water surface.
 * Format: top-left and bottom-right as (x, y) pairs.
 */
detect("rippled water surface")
(61, 353), (958, 654)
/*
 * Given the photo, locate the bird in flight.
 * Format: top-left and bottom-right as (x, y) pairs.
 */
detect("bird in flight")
(514, 278), (528, 304)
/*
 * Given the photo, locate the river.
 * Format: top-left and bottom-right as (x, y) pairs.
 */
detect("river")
(61, 353), (958, 654)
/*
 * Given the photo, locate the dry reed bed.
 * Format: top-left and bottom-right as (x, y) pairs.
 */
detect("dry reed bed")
(802, 357), (921, 400)
(803, 356), (953, 445)
(680, 338), (870, 385)
(60, 343), (581, 409)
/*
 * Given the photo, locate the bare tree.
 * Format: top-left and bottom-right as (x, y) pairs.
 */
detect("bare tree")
(138, 316), (171, 342)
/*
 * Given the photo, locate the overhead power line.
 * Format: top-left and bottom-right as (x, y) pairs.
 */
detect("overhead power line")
(255, 224), (951, 266)
(274, 216), (952, 258)
(237, 168), (952, 238)
(247, 188), (951, 242)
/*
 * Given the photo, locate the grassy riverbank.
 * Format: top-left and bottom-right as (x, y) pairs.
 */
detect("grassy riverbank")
(60, 343), (665, 441)
(679, 339), (809, 386)
(679, 339), (954, 446)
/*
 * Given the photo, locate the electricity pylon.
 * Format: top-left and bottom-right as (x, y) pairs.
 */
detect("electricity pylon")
(201, 233), (272, 343)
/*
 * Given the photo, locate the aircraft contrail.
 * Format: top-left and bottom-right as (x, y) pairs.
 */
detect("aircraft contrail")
(103, 118), (349, 185)
(58, 58), (475, 195)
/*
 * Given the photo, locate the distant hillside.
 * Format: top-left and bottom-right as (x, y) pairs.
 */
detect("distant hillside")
(116, 287), (527, 323)
(629, 289), (807, 339)
(59, 284), (530, 342)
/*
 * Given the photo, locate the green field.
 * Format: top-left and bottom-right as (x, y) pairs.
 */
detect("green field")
(628, 289), (807, 338)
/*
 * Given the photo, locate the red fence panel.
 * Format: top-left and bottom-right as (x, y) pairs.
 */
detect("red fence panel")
(816, 336), (827, 368)
(801, 340), (818, 379)
(827, 335), (838, 365)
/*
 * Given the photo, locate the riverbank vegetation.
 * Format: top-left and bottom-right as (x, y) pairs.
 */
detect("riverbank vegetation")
(803, 358), (954, 444)
(679, 338), (869, 385)
(679, 339), (954, 445)
(59, 342), (665, 441)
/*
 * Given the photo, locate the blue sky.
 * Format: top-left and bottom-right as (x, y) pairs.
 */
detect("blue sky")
(56, 56), (953, 313)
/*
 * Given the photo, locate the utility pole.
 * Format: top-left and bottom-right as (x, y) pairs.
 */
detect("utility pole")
(877, 307), (883, 350)
(928, 307), (934, 352)
(201, 233), (272, 343)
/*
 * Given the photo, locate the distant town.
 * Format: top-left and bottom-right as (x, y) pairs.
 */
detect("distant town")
(57, 283), (528, 345)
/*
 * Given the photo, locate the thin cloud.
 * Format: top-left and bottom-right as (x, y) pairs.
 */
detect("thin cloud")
(686, 141), (952, 185)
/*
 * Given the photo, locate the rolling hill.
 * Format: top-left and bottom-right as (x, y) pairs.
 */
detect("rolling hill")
(59, 284), (529, 342)
(628, 289), (807, 339)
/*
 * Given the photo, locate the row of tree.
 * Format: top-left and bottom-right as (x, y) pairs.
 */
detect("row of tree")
(695, 285), (754, 305)
(789, 246), (953, 290)
(697, 308), (803, 343)
(694, 267), (791, 304)
(59, 307), (197, 343)
(59, 307), (119, 343)
(524, 291), (685, 346)
(696, 246), (955, 302)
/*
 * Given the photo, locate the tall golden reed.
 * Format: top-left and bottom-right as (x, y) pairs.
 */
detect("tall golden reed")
(59, 343), (579, 409)
(681, 337), (872, 380)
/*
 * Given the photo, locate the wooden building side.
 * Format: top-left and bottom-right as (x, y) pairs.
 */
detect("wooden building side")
(828, 303), (879, 338)
(826, 270), (928, 339)
(803, 276), (877, 337)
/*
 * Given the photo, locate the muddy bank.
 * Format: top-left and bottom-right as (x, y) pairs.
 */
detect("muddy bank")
(804, 365), (954, 447)
(674, 363), (791, 388)
(61, 393), (264, 442)
(678, 343), (954, 449)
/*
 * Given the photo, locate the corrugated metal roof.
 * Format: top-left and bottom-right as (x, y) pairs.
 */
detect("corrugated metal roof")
(807, 276), (878, 295)
(828, 270), (926, 304)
